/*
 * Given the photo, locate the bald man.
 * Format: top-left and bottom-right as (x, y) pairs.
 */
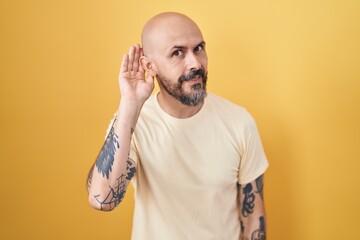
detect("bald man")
(87, 12), (268, 240)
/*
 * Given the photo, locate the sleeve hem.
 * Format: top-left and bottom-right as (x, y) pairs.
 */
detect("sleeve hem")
(238, 161), (269, 185)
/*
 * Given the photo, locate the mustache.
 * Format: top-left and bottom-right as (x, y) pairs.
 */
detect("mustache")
(179, 69), (206, 83)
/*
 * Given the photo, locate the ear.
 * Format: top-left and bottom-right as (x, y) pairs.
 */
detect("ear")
(140, 56), (157, 77)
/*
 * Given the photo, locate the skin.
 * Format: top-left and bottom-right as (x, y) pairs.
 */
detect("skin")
(87, 12), (266, 239)
(140, 12), (208, 118)
(239, 175), (267, 240)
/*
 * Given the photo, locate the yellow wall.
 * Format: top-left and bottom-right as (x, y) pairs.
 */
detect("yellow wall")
(1, 0), (359, 239)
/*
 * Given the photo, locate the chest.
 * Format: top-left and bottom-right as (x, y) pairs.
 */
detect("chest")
(134, 122), (241, 190)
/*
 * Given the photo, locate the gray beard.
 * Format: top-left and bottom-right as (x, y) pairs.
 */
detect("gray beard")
(157, 72), (208, 106)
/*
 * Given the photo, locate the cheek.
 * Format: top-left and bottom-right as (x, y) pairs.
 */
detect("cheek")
(156, 58), (187, 79)
(201, 55), (208, 69)
(158, 68), (180, 82)
(166, 67), (185, 80)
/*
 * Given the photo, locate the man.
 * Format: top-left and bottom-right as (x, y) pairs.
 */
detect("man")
(87, 12), (269, 240)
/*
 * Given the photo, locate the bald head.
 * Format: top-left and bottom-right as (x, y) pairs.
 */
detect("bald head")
(141, 12), (204, 57)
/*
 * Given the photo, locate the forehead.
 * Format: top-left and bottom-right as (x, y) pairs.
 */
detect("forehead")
(149, 17), (204, 53)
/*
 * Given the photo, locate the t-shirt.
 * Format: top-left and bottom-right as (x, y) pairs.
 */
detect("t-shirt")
(109, 93), (269, 240)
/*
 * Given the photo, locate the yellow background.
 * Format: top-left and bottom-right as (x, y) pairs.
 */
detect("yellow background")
(1, 0), (359, 239)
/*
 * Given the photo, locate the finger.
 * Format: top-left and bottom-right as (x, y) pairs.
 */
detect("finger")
(120, 54), (128, 73)
(133, 44), (140, 72)
(128, 45), (135, 71)
(138, 48), (145, 73)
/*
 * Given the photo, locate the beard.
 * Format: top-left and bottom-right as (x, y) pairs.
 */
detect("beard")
(157, 69), (208, 106)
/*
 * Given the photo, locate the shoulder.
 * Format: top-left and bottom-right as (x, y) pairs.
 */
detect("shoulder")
(207, 93), (244, 110)
(138, 93), (158, 117)
(206, 93), (249, 119)
(206, 93), (259, 130)
(136, 93), (163, 129)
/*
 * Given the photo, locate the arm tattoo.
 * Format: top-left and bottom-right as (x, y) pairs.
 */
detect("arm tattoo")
(241, 183), (255, 217)
(126, 159), (136, 180)
(87, 166), (94, 190)
(94, 159), (136, 210)
(94, 174), (126, 210)
(251, 216), (266, 240)
(240, 220), (245, 234)
(255, 175), (264, 200)
(127, 128), (136, 180)
(95, 125), (120, 179)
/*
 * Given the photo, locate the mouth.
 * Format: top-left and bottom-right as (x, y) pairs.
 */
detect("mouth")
(186, 75), (201, 83)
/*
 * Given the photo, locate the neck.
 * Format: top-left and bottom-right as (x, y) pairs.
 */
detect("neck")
(157, 91), (204, 119)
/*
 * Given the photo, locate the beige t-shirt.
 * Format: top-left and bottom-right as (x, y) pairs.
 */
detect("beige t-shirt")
(112, 93), (268, 240)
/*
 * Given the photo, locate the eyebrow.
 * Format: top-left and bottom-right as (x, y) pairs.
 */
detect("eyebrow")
(170, 41), (206, 51)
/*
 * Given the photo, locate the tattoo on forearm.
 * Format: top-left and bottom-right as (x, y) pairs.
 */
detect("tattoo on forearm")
(240, 220), (247, 240)
(251, 216), (266, 240)
(95, 125), (120, 179)
(87, 166), (94, 190)
(93, 159), (136, 210)
(255, 175), (264, 200)
(240, 220), (245, 234)
(242, 183), (255, 217)
(126, 159), (136, 180)
(94, 174), (127, 210)
(128, 127), (134, 155)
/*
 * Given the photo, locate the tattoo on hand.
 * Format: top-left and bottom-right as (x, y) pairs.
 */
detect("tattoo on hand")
(251, 216), (266, 240)
(95, 126), (120, 179)
(242, 183), (255, 217)
(255, 175), (264, 200)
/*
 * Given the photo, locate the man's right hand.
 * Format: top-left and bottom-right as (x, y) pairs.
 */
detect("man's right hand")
(118, 44), (154, 106)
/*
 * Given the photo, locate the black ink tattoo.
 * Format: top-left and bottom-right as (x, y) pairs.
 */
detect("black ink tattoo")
(95, 126), (120, 179)
(255, 175), (264, 200)
(128, 127), (134, 156)
(87, 166), (94, 190)
(242, 183), (255, 217)
(93, 159), (136, 210)
(240, 220), (245, 233)
(94, 174), (127, 210)
(126, 159), (136, 180)
(251, 216), (266, 240)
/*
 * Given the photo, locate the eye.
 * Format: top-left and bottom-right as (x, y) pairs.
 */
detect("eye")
(194, 44), (204, 52)
(172, 50), (183, 57)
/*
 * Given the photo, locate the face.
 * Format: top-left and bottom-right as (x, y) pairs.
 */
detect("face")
(157, 55), (208, 106)
(149, 18), (208, 106)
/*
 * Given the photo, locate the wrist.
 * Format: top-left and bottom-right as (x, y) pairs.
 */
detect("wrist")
(116, 98), (144, 127)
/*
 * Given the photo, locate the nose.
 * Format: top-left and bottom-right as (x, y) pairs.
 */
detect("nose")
(186, 52), (202, 71)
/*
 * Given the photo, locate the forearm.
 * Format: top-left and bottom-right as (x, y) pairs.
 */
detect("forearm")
(87, 99), (142, 211)
(240, 208), (266, 240)
(87, 43), (154, 211)
(239, 175), (267, 240)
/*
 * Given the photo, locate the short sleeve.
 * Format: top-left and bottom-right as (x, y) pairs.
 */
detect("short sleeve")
(238, 111), (269, 184)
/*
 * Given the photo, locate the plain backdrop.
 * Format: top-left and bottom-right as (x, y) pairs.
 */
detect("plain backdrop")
(0, 0), (359, 239)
